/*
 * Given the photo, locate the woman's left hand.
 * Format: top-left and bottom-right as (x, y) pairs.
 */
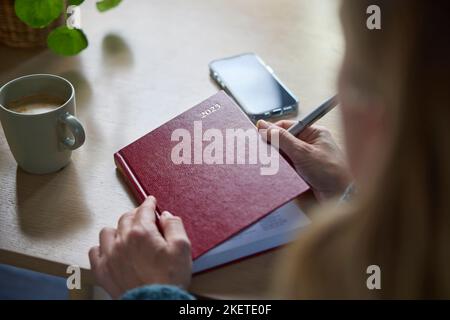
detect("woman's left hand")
(89, 196), (192, 299)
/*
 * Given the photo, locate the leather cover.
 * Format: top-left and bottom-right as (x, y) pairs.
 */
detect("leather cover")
(114, 91), (309, 258)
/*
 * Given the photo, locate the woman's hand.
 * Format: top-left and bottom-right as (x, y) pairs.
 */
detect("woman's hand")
(89, 196), (192, 299)
(257, 120), (352, 201)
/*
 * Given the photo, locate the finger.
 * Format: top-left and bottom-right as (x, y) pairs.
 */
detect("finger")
(89, 245), (101, 270)
(89, 251), (122, 300)
(273, 120), (296, 130)
(297, 125), (329, 141)
(117, 211), (134, 236)
(159, 211), (191, 251)
(99, 227), (116, 257)
(135, 195), (157, 225)
(272, 120), (324, 141)
(261, 119), (330, 141)
(133, 196), (165, 243)
(258, 119), (310, 158)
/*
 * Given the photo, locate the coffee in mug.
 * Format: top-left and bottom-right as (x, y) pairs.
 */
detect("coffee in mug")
(6, 94), (65, 115)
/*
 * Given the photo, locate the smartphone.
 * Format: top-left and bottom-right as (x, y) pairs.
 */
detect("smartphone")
(209, 53), (298, 121)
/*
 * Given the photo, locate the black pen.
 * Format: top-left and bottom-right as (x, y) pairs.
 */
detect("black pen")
(287, 95), (338, 136)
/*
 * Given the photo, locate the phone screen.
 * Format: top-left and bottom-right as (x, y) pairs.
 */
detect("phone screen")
(209, 53), (298, 119)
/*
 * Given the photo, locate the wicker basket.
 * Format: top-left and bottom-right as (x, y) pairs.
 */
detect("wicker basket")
(0, 0), (64, 48)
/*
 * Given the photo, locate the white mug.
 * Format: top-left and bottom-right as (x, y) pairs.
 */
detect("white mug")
(0, 74), (85, 174)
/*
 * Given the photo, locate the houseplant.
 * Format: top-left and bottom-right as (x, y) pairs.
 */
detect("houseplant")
(0, 0), (122, 55)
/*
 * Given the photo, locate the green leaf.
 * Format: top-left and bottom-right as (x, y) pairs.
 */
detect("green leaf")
(47, 26), (88, 56)
(96, 0), (122, 12)
(15, 0), (64, 28)
(68, 0), (85, 5)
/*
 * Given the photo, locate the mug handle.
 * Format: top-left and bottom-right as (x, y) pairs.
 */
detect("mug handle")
(59, 112), (86, 150)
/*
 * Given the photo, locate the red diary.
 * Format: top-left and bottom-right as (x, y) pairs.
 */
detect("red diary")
(114, 91), (309, 259)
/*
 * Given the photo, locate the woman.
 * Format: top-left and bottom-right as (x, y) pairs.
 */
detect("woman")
(89, 0), (450, 299)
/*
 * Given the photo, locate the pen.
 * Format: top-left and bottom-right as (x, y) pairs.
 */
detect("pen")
(287, 95), (338, 136)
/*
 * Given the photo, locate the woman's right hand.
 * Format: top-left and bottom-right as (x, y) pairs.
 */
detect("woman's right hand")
(257, 120), (352, 201)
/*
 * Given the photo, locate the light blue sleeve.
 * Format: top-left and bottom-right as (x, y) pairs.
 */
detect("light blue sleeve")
(121, 284), (195, 300)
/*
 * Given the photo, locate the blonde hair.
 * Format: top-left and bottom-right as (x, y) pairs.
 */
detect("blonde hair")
(275, 0), (450, 299)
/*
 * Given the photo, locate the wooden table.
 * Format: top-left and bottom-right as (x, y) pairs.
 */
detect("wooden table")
(0, 0), (344, 299)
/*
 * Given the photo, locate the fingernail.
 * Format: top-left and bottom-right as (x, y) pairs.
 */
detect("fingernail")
(142, 196), (156, 207)
(161, 211), (173, 218)
(257, 120), (270, 129)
